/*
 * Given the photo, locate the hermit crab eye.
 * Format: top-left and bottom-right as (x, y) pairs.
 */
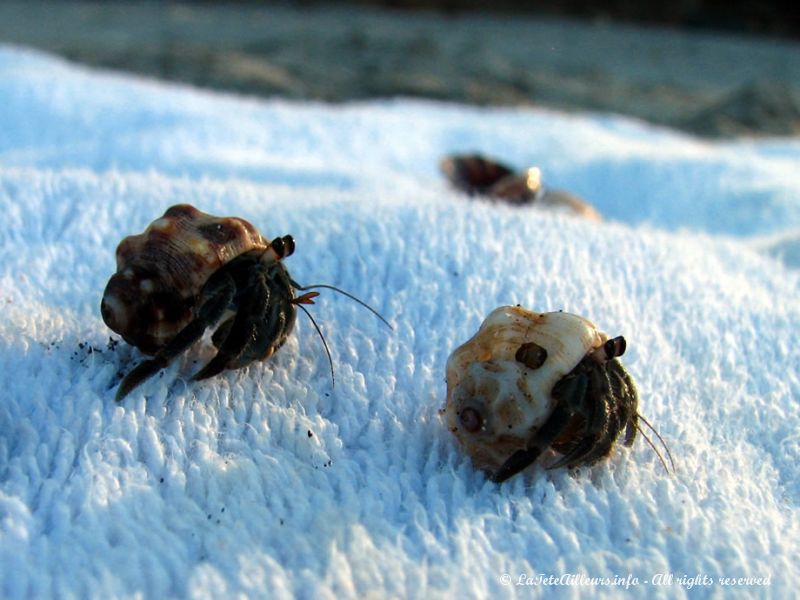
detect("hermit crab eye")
(515, 342), (548, 370)
(282, 235), (295, 257)
(459, 407), (484, 433)
(270, 235), (295, 259)
(604, 336), (627, 359)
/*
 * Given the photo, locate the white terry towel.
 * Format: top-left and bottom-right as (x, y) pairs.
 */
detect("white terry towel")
(0, 46), (798, 598)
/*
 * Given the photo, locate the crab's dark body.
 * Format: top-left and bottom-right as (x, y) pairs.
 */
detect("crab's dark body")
(492, 351), (639, 483)
(205, 251), (297, 370)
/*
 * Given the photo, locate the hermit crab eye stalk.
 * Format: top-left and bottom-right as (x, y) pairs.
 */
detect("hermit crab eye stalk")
(270, 235), (295, 259)
(604, 336), (626, 360)
(459, 407), (484, 433)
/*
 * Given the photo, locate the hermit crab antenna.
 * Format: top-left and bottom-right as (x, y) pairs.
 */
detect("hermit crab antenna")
(296, 303), (336, 387)
(636, 413), (676, 474)
(634, 424), (669, 474)
(291, 281), (393, 330)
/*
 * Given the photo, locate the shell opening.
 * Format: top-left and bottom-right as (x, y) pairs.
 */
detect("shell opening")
(515, 342), (548, 370)
(459, 407), (484, 433)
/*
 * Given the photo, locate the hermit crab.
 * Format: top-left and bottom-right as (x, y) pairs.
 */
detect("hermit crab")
(440, 154), (601, 221)
(101, 204), (389, 401)
(444, 306), (672, 482)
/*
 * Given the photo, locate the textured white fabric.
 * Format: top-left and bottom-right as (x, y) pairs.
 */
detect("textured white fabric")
(1, 46), (799, 599)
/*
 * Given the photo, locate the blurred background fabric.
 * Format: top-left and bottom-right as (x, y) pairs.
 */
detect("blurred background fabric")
(1, 1), (799, 138)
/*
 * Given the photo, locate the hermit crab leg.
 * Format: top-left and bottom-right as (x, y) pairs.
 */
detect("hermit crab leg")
(493, 373), (589, 482)
(492, 366), (589, 483)
(192, 273), (271, 381)
(491, 402), (574, 483)
(554, 407), (619, 468)
(115, 273), (236, 401)
(548, 438), (597, 470)
(605, 360), (638, 447)
(548, 366), (614, 469)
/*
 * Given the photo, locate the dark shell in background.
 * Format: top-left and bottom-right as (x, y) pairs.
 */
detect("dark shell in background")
(440, 153), (601, 221)
(439, 154), (516, 196)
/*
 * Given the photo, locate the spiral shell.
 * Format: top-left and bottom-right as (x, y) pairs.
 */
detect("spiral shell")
(101, 204), (269, 354)
(440, 154), (601, 221)
(444, 306), (609, 471)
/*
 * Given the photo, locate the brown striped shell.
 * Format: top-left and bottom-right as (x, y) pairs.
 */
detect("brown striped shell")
(101, 204), (270, 354)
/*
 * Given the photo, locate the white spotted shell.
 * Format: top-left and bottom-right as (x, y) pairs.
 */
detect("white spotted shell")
(444, 306), (609, 471)
(101, 204), (270, 354)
